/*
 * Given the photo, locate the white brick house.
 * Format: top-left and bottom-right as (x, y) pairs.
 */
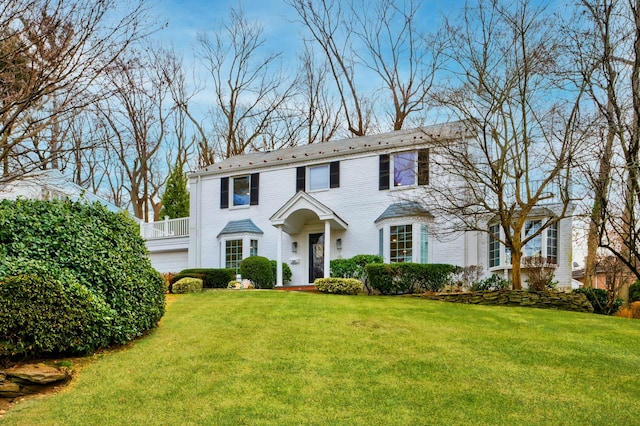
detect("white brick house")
(182, 122), (574, 288)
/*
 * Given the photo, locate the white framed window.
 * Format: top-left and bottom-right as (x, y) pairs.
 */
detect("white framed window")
(524, 220), (542, 257)
(489, 224), (501, 267)
(250, 239), (258, 257)
(488, 219), (559, 268)
(547, 223), (558, 263)
(393, 152), (417, 187)
(308, 164), (329, 191)
(233, 176), (250, 206)
(225, 239), (243, 272)
(390, 224), (412, 263)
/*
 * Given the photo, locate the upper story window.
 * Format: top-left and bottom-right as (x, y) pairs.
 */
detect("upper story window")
(394, 152), (416, 187)
(379, 149), (429, 190)
(220, 173), (259, 209)
(297, 161), (340, 192)
(233, 176), (250, 206)
(309, 164), (330, 191)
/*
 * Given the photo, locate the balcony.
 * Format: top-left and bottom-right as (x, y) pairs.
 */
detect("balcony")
(140, 217), (190, 239)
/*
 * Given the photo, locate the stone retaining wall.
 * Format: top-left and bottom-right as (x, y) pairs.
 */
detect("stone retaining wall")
(421, 290), (594, 313)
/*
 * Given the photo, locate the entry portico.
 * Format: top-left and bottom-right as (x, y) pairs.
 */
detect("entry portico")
(270, 191), (348, 286)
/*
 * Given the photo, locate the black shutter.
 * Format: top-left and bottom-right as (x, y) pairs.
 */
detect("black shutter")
(330, 161), (340, 188)
(250, 173), (259, 205)
(418, 148), (429, 186)
(296, 166), (306, 192)
(220, 177), (229, 209)
(379, 154), (390, 190)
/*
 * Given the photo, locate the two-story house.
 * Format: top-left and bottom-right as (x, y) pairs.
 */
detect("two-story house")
(183, 121), (573, 288)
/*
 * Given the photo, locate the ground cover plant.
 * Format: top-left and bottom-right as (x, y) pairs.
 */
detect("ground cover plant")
(3, 292), (640, 425)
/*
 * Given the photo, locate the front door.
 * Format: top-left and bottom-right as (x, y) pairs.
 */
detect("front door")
(309, 233), (325, 283)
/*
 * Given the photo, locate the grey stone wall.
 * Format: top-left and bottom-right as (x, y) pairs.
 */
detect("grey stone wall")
(421, 290), (594, 313)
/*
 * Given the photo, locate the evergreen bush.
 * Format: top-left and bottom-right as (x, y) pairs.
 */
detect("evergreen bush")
(0, 265), (114, 359)
(470, 274), (512, 291)
(629, 281), (640, 303)
(330, 254), (383, 294)
(172, 277), (203, 293)
(573, 287), (624, 315)
(171, 268), (236, 289)
(240, 256), (273, 289)
(270, 260), (292, 285)
(314, 278), (363, 295)
(0, 199), (166, 348)
(365, 263), (459, 294)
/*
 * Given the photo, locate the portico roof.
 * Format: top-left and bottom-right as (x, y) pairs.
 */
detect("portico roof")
(270, 191), (348, 235)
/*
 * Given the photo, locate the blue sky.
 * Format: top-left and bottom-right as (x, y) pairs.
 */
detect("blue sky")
(153, 0), (305, 55)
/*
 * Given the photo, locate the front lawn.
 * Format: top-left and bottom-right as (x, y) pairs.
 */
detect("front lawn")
(3, 291), (640, 425)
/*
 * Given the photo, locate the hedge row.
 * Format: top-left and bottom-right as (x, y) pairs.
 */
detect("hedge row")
(170, 268), (235, 289)
(170, 260), (292, 292)
(366, 263), (460, 294)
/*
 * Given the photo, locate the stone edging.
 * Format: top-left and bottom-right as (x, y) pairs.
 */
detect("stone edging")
(419, 290), (594, 313)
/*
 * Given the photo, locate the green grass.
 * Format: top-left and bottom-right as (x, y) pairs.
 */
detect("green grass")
(4, 291), (640, 425)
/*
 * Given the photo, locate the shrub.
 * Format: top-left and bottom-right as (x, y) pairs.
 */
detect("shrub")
(522, 256), (558, 291)
(171, 268), (236, 290)
(615, 301), (640, 319)
(270, 260), (292, 285)
(0, 269), (114, 359)
(330, 254), (383, 294)
(366, 264), (396, 294)
(471, 274), (512, 291)
(172, 277), (203, 294)
(629, 281), (640, 303)
(573, 287), (624, 315)
(365, 263), (459, 294)
(314, 278), (363, 295)
(0, 199), (165, 347)
(240, 256), (273, 289)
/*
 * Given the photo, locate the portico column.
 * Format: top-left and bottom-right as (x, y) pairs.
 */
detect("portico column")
(276, 226), (283, 287)
(324, 221), (331, 278)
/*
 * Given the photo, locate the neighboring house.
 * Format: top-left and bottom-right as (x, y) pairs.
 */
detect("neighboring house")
(0, 169), (121, 213)
(177, 122), (574, 288)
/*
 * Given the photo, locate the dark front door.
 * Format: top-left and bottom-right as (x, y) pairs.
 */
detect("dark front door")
(309, 233), (325, 283)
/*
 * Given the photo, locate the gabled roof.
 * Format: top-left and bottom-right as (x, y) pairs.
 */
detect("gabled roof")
(217, 219), (264, 238)
(270, 191), (348, 235)
(192, 121), (471, 177)
(374, 202), (433, 223)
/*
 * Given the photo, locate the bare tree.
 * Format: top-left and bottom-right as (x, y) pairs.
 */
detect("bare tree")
(196, 7), (295, 160)
(351, 0), (444, 131)
(286, 0), (373, 137)
(0, 0), (153, 183)
(98, 48), (174, 221)
(296, 43), (342, 144)
(424, 0), (588, 289)
(574, 0), (640, 292)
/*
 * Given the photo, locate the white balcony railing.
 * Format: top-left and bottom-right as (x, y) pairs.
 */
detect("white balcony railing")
(140, 217), (189, 239)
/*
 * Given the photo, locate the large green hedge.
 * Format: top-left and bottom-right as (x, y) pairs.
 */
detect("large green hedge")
(171, 268), (236, 289)
(366, 263), (460, 294)
(0, 199), (166, 358)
